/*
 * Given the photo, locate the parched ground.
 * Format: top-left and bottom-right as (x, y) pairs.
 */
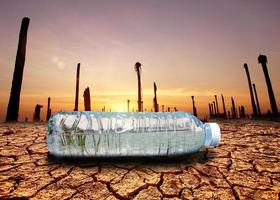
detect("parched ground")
(0, 120), (279, 200)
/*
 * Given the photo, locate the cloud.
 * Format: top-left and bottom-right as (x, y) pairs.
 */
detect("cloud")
(51, 56), (66, 70)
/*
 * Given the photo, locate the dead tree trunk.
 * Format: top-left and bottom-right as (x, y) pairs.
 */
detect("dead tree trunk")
(252, 83), (261, 115)
(213, 101), (217, 117)
(6, 17), (30, 122)
(221, 94), (226, 118)
(134, 62), (143, 112)
(74, 63), (80, 111)
(240, 106), (246, 118)
(243, 63), (257, 117)
(208, 103), (212, 118)
(211, 103), (214, 118)
(231, 97), (237, 119)
(83, 87), (91, 111)
(214, 95), (220, 117)
(153, 82), (159, 112)
(191, 96), (197, 117)
(258, 55), (278, 116)
(46, 97), (51, 121)
(34, 104), (43, 122)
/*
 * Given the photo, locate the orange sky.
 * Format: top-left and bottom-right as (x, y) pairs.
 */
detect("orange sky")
(0, 1), (280, 121)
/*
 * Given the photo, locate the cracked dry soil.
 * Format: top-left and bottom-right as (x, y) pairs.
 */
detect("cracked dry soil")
(0, 120), (279, 200)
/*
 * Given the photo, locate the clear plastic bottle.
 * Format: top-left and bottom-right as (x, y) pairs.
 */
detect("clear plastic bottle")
(47, 111), (220, 157)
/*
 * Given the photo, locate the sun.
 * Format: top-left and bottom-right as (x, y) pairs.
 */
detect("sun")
(110, 103), (127, 112)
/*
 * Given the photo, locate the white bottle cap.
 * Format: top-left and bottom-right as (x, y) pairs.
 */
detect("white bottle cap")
(205, 123), (221, 146)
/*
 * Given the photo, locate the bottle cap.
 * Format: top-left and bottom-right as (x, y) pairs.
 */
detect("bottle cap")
(204, 123), (221, 146)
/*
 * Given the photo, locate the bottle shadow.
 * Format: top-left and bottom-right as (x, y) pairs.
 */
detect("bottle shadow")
(47, 150), (209, 166)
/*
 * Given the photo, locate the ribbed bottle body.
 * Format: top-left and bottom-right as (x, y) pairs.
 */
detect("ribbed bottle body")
(47, 111), (206, 157)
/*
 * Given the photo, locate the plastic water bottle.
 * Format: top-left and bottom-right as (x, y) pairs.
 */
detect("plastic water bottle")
(46, 111), (220, 157)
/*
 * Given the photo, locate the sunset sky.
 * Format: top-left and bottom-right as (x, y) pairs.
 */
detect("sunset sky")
(0, 0), (280, 121)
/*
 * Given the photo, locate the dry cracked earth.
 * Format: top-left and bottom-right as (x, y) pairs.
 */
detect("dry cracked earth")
(0, 120), (279, 200)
